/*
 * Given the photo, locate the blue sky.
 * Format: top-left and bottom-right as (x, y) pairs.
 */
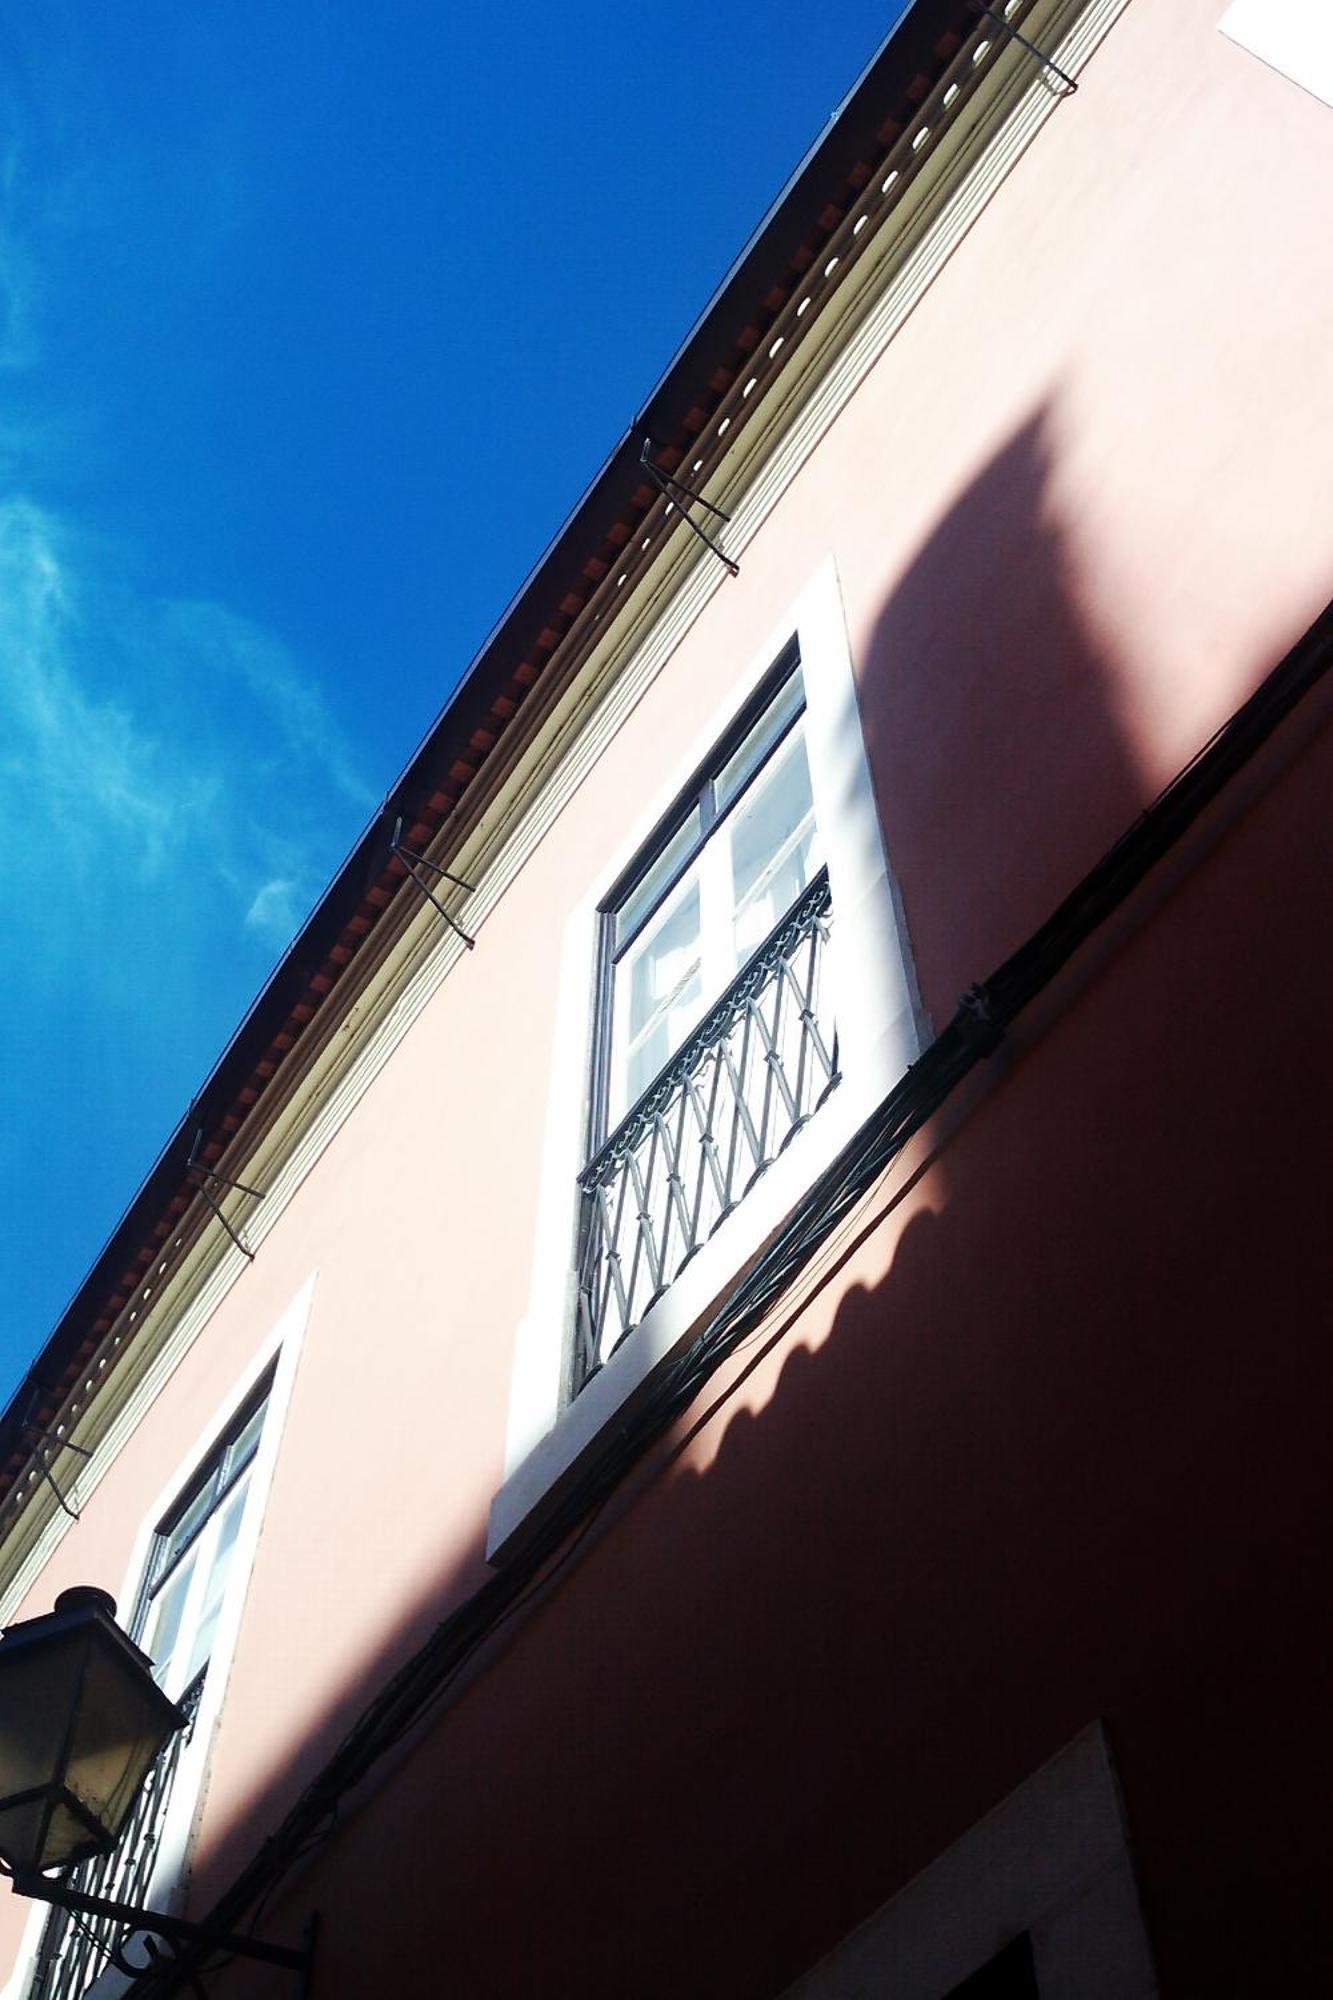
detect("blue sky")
(0, 0), (902, 1404)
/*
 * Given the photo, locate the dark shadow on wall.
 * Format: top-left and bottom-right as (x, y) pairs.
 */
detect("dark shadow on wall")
(171, 407), (1332, 2000)
(857, 407), (1147, 1022)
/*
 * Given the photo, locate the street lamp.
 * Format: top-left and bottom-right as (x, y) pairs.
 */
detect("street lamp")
(0, 1587), (183, 1873)
(0, 1588), (314, 1986)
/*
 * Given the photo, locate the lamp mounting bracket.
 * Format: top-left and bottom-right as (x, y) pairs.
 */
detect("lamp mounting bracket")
(8, 1868), (317, 1992)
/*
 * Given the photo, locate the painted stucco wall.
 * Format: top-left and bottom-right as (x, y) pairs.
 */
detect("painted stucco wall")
(232, 695), (1329, 1997)
(2, 0), (1330, 1989)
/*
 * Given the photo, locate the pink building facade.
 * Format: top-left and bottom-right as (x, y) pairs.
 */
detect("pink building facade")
(1, 1), (1330, 1993)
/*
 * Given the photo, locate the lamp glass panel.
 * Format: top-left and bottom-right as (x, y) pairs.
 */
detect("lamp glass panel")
(67, 1634), (181, 1846)
(0, 1627), (88, 1809)
(0, 1799), (49, 1873)
(20, 1799), (101, 1872)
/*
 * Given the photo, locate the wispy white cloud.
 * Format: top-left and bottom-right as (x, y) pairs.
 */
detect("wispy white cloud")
(0, 499), (178, 873)
(0, 10), (382, 1374)
(154, 597), (373, 813)
(244, 876), (302, 944)
(0, 493), (372, 958)
(0, 44), (374, 924)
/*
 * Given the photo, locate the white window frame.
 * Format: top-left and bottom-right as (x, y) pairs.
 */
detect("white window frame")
(488, 559), (925, 1562)
(1219, 0), (1333, 110)
(5, 1276), (314, 2000)
(781, 1724), (1158, 1999)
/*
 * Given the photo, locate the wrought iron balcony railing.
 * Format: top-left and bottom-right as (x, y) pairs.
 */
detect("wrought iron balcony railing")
(574, 870), (838, 1389)
(28, 1677), (203, 2000)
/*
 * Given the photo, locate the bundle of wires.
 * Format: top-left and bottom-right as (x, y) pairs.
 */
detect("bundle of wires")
(130, 596), (1333, 1993)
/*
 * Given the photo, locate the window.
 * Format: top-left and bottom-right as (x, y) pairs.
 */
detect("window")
(575, 652), (838, 1385)
(493, 561), (922, 1562)
(27, 1380), (274, 2000)
(133, 1379), (271, 1701)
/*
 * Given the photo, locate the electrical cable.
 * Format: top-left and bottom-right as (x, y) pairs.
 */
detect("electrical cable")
(126, 595), (1333, 1994)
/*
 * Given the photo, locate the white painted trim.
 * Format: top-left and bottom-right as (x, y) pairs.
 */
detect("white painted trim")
(782, 1724), (1158, 1999)
(0, 0), (1128, 1616)
(1220, 0), (1333, 111)
(5, 1278), (315, 2000)
(489, 559), (923, 1560)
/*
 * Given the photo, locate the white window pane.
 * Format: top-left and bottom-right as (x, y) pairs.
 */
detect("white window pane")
(614, 806), (702, 950)
(158, 1478), (216, 1576)
(614, 872), (707, 1118)
(224, 1401), (266, 1482)
(730, 727), (814, 906)
(141, 1547), (197, 1686)
(625, 965), (705, 1107)
(714, 669), (803, 812)
(628, 879), (701, 1038)
(728, 729), (818, 957)
(733, 824), (817, 961)
(181, 1476), (249, 1688)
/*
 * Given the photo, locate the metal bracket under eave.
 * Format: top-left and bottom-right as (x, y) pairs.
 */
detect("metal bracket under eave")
(968, 0), (1078, 94)
(186, 1129), (265, 1263)
(640, 438), (739, 577)
(18, 1388), (92, 1522)
(389, 817), (476, 947)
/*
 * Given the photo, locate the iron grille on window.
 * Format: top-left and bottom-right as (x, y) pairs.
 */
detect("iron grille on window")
(574, 868), (837, 1387)
(26, 1678), (203, 2000)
